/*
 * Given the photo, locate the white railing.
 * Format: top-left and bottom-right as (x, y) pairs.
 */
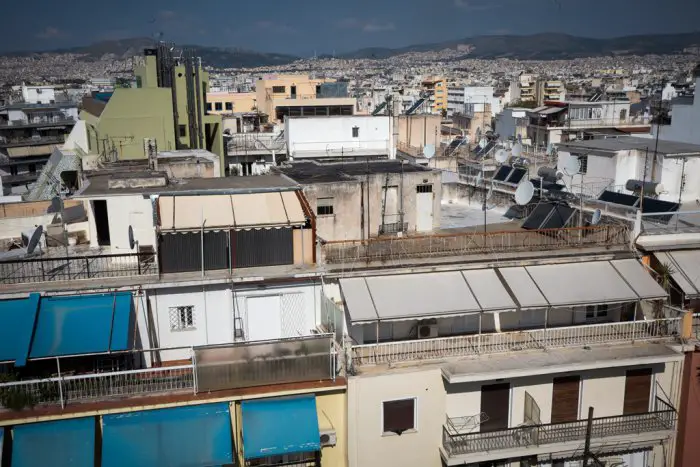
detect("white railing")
(0, 365), (194, 409)
(351, 318), (681, 366)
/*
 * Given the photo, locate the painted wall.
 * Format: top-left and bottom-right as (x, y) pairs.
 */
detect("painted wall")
(395, 115), (441, 150)
(656, 77), (700, 146)
(84, 195), (155, 253)
(206, 92), (257, 114)
(286, 116), (390, 158)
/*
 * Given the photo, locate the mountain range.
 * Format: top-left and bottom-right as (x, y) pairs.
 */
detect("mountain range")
(5, 32), (700, 67)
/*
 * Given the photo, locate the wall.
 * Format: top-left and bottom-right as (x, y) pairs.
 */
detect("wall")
(347, 367), (446, 467)
(395, 115), (441, 150)
(316, 390), (349, 467)
(105, 195), (155, 253)
(675, 351), (700, 467)
(286, 116), (390, 158)
(206, 92), (257, 114)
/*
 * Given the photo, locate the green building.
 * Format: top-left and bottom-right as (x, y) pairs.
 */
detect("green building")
(80, 46), (223, 174)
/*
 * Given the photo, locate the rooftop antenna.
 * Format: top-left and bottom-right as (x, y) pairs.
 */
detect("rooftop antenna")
(128, 225), (138, 251)
(495, 149), (508, 164)
(423, 144), (435, 166)
(591, 208), (602, 225)
(511, 142), (523, 159)
(26, 225), (44, 256)
(515, 180), (535, 206)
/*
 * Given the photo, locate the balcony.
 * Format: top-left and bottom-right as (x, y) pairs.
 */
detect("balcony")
(0, 135), (65, 148)
(322, 225), (629, 265)
(226, 133), (286, 155)
(350, 317), (681, 367)
(0, 117), (76, 129)
(442, 399), (676, 464)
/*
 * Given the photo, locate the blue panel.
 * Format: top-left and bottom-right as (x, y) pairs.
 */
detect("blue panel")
(1, 427), (3, 464)
(12, 417), (95, 467)
(30, 292), (133, 358)
(242, 395), (320, 459)
(0, 293), (39, 366)
(102, 403), (233, 467)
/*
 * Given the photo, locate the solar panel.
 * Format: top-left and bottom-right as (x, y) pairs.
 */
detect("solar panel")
(641, 198), (680, 224)
(506, 168), (527, 184)
(522, 203), (555, 230)
(504, 205), (527, 220)
(540, 204), (576, 229)
(493, 166), (512, 182)
(598, 190), (638, 207)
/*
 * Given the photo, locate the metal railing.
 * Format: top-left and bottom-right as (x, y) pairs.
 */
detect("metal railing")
(0, 135), (65, 147)
(641, 210), (700, 234)
(443, 399), (676, 457)
(0, 252), (157, 285)
(226, 133), (286, 154)
(0, 117), (76, 128)
(351, 318), (681, 366)
(323, 224), (629, 264)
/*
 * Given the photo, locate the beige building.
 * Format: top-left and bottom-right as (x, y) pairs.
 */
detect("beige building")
(395, 114), (442, 154)
(206, 91), (257, 115)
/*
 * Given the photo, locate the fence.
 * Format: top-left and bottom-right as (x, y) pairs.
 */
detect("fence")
(442, 398), (675, 457)
(641, 210), (700, 234)
(323, 224), (629, 264)
(0, 252), (157, 285)
(226, 133), (285, 154)
(351, 318), (681, 366)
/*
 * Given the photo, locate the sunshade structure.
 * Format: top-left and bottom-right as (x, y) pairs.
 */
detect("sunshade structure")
(654, 250), (700, 299)
(11, 417), (96, 467)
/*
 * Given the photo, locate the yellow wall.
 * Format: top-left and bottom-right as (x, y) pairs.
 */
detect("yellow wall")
(206, 92), (257, 114)
(255, 75), (337, 117)
(433, 79), (447, 112)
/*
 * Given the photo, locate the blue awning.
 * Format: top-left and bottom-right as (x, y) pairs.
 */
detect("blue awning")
(0, 293), (39, 366)
(29, 292), (133, 359)
(101, 403), (233, 467)
(0, 427), (3, 464)
(241, 395), (321, 459)
(12, 417), (95, 467)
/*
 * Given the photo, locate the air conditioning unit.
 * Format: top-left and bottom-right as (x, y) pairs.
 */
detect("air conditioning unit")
(320, 429), (337, 447)
(417, 324), (438, 339)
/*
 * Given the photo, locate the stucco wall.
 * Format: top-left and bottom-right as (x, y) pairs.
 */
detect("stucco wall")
(286, 116), (390, 157)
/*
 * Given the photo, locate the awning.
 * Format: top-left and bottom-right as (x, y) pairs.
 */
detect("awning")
(12, 417), (95, 467)
(102, 403), (233, 467)
(29, 292), (133, 359)
(610, 259), (668, 300)
(158, 191), (306, 230)
(462, 269), (516, 312)
(241, 395), (320, 459)
(655, 250), (700, 298)
(497, 267), (549, 309)
(0, 293), (40, 366)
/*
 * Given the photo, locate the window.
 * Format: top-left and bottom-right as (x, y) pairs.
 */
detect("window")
(578, 155), (588, 174)
(382, 398), (416, 435)
(225, 102), (233, 111)
(214, 102), (223, 111)
(206, 103), (212, 111)
(352, 126), (359, 138)
(272, 85), (286, 94)
(317, 197), (334, 216)
(178, 125), (187, 138)
(169, 305), (195, 331)
(416, 184), (433, 193)
(586, 304), (608, 321)
(28, 163), (37, 174)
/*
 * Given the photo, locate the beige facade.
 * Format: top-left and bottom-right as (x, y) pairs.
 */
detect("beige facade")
(395, 114), (442, 152)
(206, 92), (257, 114)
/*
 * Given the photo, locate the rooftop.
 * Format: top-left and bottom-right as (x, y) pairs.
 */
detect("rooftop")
(557, 136), (700, 157)
(276, 160), (432, 184)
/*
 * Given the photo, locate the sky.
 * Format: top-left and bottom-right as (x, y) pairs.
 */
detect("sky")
(3, 0), (699, 56)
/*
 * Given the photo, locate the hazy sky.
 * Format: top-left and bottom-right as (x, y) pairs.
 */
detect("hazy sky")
(4, 0), (699, 55)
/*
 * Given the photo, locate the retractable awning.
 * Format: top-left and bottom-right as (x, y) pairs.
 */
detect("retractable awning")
(654, 250), (700, 299)
(241, 395), (321, 460)
(12, 417), (95, 467)
(102, 403), (233, 467)
(0, 293), (40, 366)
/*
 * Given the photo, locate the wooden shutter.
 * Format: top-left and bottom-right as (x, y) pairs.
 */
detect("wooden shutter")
(551, 376), (580, 423)
(383, 399), (415, 434)
(480, 383), (510, 432)
(624, 368), (652, 414)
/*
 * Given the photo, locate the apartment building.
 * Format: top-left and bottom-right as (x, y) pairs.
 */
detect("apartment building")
(206, 91), (257, 115)
(447, 86), (501, 118)
(422, 77), (448, 114)
(655, 68), (700, 145)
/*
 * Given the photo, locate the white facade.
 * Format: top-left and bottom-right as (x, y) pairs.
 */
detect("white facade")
(83, 194), (157, 253)
(447, 86), (500, 117)
(21, 84), (56, 105)
(656, 76), (700, 145)
(662, 83), (679, 102)
(286, 116), (391, 159)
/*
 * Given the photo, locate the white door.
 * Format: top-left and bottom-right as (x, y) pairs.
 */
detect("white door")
(416, 185), (434, 232)
(246, 295), (282, 341)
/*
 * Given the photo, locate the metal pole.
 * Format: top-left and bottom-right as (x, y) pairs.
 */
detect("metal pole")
(478, 312), (482, 354)
(191, 347), (198, 394)
(583, 406), (594, 466)
(56, 357), (65, 409)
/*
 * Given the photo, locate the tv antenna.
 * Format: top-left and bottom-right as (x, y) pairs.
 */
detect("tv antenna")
(515, 180), (535, 206)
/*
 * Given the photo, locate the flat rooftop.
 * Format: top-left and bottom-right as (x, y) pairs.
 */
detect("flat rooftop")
(78, 173), (300, 197)
(557, 136), (700, 157)
(275, 160), (433, 184)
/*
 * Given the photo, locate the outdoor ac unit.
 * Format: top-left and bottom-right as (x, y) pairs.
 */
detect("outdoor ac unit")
(320, 429), (337, 447)
(417, 324), (438, 339)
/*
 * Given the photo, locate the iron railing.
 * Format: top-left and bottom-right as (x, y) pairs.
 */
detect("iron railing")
(0, 252), (157, 285)
(0, 118), (76, 128)
(323, 224), (629, 264)
(0, 135), (65, 147)
(351, 318), (681, 366)
(226, 133), (286, 154)
(443, 399), (676, 457)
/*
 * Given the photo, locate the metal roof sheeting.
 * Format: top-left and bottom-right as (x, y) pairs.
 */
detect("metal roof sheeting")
(158, 192), (306, 230)
(102, 403), (233, 467)
(241, 395), (321, 459)
(12, 418), (95, 467)
(0, 293), (40, 365)
(655, 250), (700, 298)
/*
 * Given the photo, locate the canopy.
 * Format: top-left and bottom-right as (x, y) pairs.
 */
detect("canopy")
(0, 293), (40, 365)
(655, 250), (700, 299)
(242, 395), (321, 459)
(12, 417), (95, 467)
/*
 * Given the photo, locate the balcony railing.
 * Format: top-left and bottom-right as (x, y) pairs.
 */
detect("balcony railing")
(0, 252), (157, 285)
(0, 118), (76, 128)
(226, 133), (286, 154)
(0, 135), (65, 147)
(351, 318), (681, 366)
(323, 224), (629, 264)
(443, 399), (676, 458)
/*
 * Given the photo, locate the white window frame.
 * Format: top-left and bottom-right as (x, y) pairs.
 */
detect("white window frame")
(316, 197), (334, 216)
(169, 305), (196, 331)
(380, 397), (418, 436)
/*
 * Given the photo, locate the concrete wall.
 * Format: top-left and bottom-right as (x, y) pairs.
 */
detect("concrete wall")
(395, 115), (441, 150)
(675, 351), (700, 467)
(286, 116), (390, 158)
(206, 92), (257, 114)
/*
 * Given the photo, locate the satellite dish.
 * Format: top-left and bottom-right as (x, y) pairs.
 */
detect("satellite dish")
(515, 181), (535, 206)
(591, 209), (602, 225)
(563, 156), (581, 175)
(478, 138), (488, 148)
(48, 196), (64, 214)
(512, 143), (522, 158)
(495, 149), (508, 164)
(423, 144), (435, 159)
(26, 225), (43, 255)
(475, 171), (483, 186)
(128, 225), (136, 250)
(555, 170), (565, 180)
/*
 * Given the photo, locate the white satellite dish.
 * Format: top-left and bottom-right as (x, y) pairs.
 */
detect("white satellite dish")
(591, 209), (602, 225)
(423, 144), (435, 159)
(515, 181), (535, 206)
(495, 149), (508, 164)
(563, 156), (581, 175)
(26, 225), (44, 255)
(479, 138), (488, 148)
(655, 183), (665, 195)
(512, 143), (523, 158)
(555, 170), (565, 180)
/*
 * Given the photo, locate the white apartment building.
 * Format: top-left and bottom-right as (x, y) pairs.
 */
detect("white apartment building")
(655, 71), (700, 145)
(447, 86), (501, 117)
(19, 84), (57, 105)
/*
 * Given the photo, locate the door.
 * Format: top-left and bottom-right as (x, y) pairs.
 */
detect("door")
(290, 85), (297, 99)
(551, 376), (580, 423)
(416, 184), (434, 232)
(93, 200), (111, 246)
(480, 383), (510, 432)
(246, 295), (282, 341)
(381, 185), (399, 231)
(623, 368), (652, 414)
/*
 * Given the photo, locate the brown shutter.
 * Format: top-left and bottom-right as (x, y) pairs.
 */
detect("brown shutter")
(480, 383), (510, 432)
(551, 376), (580, 423)
(383, 399), (415, 434)
(624, 368), (652, 414)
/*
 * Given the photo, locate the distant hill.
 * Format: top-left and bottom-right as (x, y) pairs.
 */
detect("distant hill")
(341, 32), (700, 60)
